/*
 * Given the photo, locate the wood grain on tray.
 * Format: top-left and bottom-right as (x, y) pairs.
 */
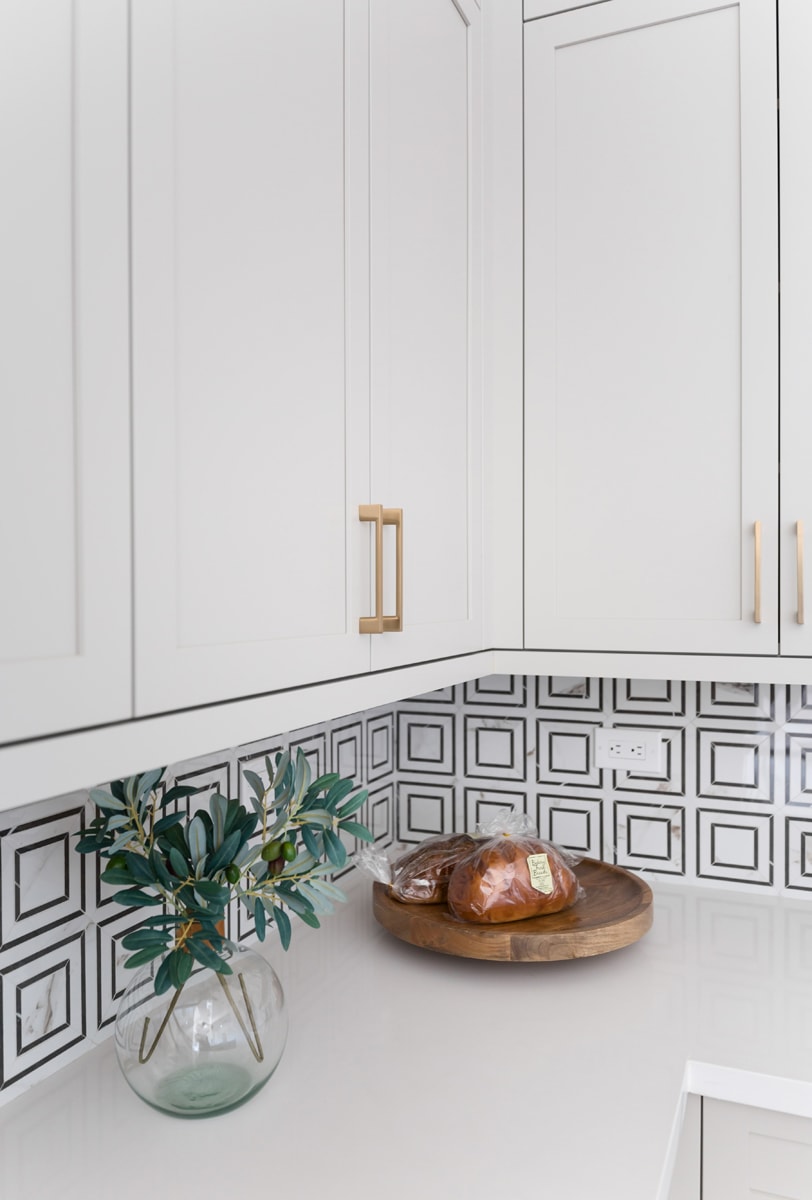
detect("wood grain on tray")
(372, 857), (653, 962)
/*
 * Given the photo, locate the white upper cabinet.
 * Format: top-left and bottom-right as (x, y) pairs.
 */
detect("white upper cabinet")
(779, 0), (812, 657)
(368, 0), (483, 669)
(131, 1), (370, 715)
(0, 0), (131, 743)
(524, 0), (779, 655)
(131, 0), (484, 715)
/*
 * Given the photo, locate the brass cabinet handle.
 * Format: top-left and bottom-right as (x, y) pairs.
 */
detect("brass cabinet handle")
(754, 520), (762, 624)
(382, 507), (403, 633)
(798, 520), (805, 625)
(359, 505), (403, 634)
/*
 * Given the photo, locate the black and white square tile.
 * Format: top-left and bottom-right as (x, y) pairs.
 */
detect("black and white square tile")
(536, 677), (603, 713)
(397, 712), (456, 776)
(787, 686), (812, 725)
(464, 675), (526, 707)
(171, 758), (231, 821)
(330, 720), (364, 783)
(0, 929), (86, 1088)
(786, 816), (812, 892)
(538, 794), (603, 859)
(461, 787), (527, 832)
(236, 742), (285, 804)
(0, 801), (85, 950)
(536, 719), (603, 790)
(288, 729), (327, 781)
(464, 715), (527, 782)
(409, 685), (457, 705)
(95, 907), (147, 1031)
(366, 783), (395, 848)
(396, 780), (455, 842)
(614, 801), (685, 876)
(612, 679), (688, 718)
(697, 682), (776, 723)
(696, 728), (774, 804)
(696, 808), (773, 886)
(366, 712), (395, 783)
(785, 732), (812, 806)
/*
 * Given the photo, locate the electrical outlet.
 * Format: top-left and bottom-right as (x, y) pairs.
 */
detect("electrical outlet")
(594, 727), (663, 771)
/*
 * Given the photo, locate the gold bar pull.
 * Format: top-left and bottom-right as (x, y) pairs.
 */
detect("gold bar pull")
(359, 505), (403, 633)
(754, 520), (762, 624)
(798, 520), (805, 625)
(359, 504), (384, 633)
(382, 508), (403, 633)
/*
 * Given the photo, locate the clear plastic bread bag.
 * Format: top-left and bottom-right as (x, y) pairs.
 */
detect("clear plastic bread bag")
(446, 809), (584, 925)
(356, 832), (478, 904)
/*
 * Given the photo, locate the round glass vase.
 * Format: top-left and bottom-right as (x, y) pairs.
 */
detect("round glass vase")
(114, 942), (287, 1118)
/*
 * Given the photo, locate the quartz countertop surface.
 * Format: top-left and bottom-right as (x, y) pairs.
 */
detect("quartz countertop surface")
(3, 873), (812, 1200)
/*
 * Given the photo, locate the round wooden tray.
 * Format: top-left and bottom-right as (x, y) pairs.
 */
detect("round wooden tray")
(372, 857), (653, 962)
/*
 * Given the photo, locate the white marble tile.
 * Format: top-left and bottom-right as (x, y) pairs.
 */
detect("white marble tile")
(612, 678), (689, 717)
(536, 719), (603, 789)
(464, 714), (527, 781)
(0, 802), (85, 948)
(464, 675), (527, 707)
(462, 786), (527, 831)
(535, 675), (604, 712)
(614, 800), (685, 875)
(366, 711), (395, 782)
(696, 727), (775, 804)
(396, 779), (455, 841)
(538, 793), (603, 858)
(1, 929), (86, 1088)
(697, 681), (776, 723)
(397, 711), (456, 775)
(697, 809), (774, 886)
(367, 782), (395, 848)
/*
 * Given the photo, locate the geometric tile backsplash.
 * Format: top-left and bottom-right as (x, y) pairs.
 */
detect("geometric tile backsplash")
(3, 671), (812, 1105)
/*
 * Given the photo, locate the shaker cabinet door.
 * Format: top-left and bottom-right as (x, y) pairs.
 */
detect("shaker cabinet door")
(779, 0), (812, 657)
(131, 0), (370, 716)
(367, 0), (483, 670)
(0, 0), (131, 743)
(524, 0), (778, 655)
(703, 1098), (812, 1198)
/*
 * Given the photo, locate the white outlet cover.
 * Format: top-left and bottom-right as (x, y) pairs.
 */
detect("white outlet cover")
(594, 727), (663, 772)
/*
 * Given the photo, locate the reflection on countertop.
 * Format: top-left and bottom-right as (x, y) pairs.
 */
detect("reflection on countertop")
(1, 872), (812, 1200)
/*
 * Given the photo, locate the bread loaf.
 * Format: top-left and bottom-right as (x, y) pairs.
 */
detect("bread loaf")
(390, 833), (478, 904)
(446, 836), (579, 924)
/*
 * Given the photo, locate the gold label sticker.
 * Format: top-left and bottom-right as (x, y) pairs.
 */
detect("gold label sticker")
(527, 853), (554, 895)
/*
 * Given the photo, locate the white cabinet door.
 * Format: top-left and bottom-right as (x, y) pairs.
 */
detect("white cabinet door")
(368, 0), (483, 670)
(779, 0), (812, 657)
(703, 1098), (812, 1199)
(131, 0), (370, 716)
(0, 0), (131, 743)
(524, 0), (778, 655)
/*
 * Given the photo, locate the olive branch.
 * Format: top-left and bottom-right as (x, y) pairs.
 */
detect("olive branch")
(76, 749), (371, 994)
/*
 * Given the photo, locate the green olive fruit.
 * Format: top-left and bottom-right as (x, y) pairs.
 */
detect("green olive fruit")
(107, 854), (127, 871)
(224, 863), (241, 884)
(281, 840), (297, 862)
(261, 839), (283, 862)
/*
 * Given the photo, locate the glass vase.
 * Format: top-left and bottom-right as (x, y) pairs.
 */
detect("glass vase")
(114, 942), (287, 1118)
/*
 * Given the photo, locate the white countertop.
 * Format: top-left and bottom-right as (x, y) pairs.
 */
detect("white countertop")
(4, 872), (812, 1200)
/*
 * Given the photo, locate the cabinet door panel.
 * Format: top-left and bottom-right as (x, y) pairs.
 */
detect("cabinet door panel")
(524, 0), (778, 654)
(369, 0), (483, 669)
(132, 0), (369, 715)
(0, 0), (131, 742)
(703, 1099), (812, 1199)
(779, 0), (812, 656)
